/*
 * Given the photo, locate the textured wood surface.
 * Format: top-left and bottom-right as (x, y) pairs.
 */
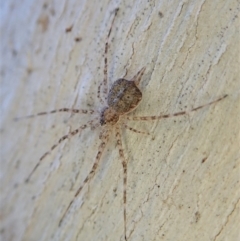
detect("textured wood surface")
(1, 1), (239, 241)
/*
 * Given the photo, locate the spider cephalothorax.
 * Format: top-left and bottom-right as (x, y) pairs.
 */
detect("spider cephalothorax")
(100, 107), (119, 125)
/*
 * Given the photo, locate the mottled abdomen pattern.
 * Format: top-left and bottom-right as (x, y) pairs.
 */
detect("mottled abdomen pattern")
(108, 79), (142, 114)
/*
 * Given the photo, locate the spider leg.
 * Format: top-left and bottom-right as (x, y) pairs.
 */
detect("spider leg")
(115, 124), (128, 241)
(25, 119), (98, 183)
(122, 123), (150, 135)
(102, 8), (119, 99)
(97, 82), (105, 105)
(131, 67), (146, 86)
(58, 128), (110, 226)
(14, 108), (95, 121)
(127, 95), (228, 121)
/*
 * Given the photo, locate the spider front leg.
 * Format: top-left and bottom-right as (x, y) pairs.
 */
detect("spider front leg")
(97, 82), (105, 105)
(58, 128), (110, 226)
(98, 8), (119, 103)
(25, 119), (98, 183)
(127, 95), (228, 121)
(115, 124), (128, 241)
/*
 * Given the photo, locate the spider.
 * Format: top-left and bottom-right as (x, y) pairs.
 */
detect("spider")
(16, 8), (227, 241)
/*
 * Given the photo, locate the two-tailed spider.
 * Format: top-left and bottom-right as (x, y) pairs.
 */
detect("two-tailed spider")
(16, 8), (227, 240)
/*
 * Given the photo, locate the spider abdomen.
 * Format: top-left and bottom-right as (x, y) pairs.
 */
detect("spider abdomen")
(108, 79), (142, 114)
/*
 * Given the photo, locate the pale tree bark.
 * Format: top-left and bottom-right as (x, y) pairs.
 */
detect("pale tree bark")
(0, 0), (239, 241)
